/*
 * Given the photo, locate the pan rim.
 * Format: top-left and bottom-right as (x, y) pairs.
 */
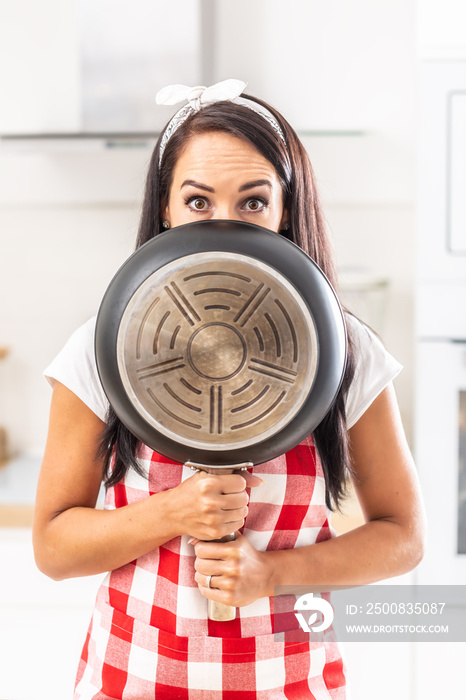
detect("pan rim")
(95, 220), (347, 466)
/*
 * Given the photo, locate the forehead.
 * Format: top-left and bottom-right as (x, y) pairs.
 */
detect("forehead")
(172, 131), (280, 182)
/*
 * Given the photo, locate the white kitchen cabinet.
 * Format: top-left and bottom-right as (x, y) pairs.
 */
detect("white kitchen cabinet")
(0, 528), (104, 700)
(417, 60), (466, 283)
(0, 0), (202, 136)
(214, 0), (416, 138)
(0, 0), (81, 134)
(418, 0), (466, 58)
(449, 92), (466, 253)
(414, 341), (466, 585)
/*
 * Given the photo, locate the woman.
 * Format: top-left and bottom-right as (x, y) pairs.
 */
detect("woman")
(33, 79), (426, 698)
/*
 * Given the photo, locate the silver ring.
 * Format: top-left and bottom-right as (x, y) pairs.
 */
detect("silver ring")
(206, 575), (212, 589)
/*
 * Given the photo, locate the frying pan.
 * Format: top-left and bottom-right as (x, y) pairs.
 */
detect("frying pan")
(95, 220), (347, 620)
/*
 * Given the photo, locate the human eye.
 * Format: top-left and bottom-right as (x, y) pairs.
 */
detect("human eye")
(241, 197), (268, 212)
(185, 195), (210, 212)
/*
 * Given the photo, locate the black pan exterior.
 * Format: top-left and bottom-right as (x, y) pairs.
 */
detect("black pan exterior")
(95, 220), (347, 466)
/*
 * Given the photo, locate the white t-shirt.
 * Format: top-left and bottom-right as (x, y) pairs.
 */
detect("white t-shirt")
(43, 314), (402, 431)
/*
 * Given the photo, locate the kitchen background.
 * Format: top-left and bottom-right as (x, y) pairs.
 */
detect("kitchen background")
(0, 0), (464, 698)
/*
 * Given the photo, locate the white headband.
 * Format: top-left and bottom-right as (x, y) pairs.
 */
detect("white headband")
(155, 79), (286, 164)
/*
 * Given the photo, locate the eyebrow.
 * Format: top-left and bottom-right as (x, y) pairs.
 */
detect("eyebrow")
(238, 179), (273, 192)
(180, 178), (273, 193)
(180, 179), (214, 192)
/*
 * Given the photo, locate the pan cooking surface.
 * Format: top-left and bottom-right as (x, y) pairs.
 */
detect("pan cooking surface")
(117, 251), (319, 451)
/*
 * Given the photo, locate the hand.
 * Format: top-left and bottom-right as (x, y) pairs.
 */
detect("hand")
(192, 531), (272, 607)
(168, 469), (262, 542)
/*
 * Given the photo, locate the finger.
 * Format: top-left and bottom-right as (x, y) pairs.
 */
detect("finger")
(215, 473), (249, 494)
(238, 471), (265, 488)
(220, 505), (249, 523)
(196, 573), (237, 603)
(202, 573), (218, 589)
(207, 574), (219, 589)
(194, 559), (224, 588)
(197, 581), (230, 603)
(219, 518), (246, 534)
(194, 539), (237, 559)
(193, 555), (225, 575)
(187, 537), (201, 546)
(220, 491), (249, 510)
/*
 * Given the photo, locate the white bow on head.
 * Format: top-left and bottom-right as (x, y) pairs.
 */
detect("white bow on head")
(155, 78), (285, 164)
(156, 79), (247, 111)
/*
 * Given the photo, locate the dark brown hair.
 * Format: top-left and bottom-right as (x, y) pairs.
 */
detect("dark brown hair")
(100, 95), (356, 509)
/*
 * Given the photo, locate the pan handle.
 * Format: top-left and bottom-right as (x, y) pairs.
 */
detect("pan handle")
(185, 462), (252, 622)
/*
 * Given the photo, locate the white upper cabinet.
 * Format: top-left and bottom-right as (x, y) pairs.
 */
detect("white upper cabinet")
(0, 0), (202, 136)
(214, 0), (416, 137)
(0, 0), (81, 134)
(449, 93), (466, 253)
(418, 0), (466, 58)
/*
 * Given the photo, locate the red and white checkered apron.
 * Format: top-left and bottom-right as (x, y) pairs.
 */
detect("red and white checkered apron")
(74, 436), (347, 699)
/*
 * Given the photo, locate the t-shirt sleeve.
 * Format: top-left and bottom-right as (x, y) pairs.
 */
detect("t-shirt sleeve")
(344, 314), (403, 429)
(43, 316), (109, 422)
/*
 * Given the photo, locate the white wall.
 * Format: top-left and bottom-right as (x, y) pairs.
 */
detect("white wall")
(0, 149), (145, 455)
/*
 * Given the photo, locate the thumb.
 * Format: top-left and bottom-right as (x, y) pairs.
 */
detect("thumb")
(240, 471), (265, 488)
